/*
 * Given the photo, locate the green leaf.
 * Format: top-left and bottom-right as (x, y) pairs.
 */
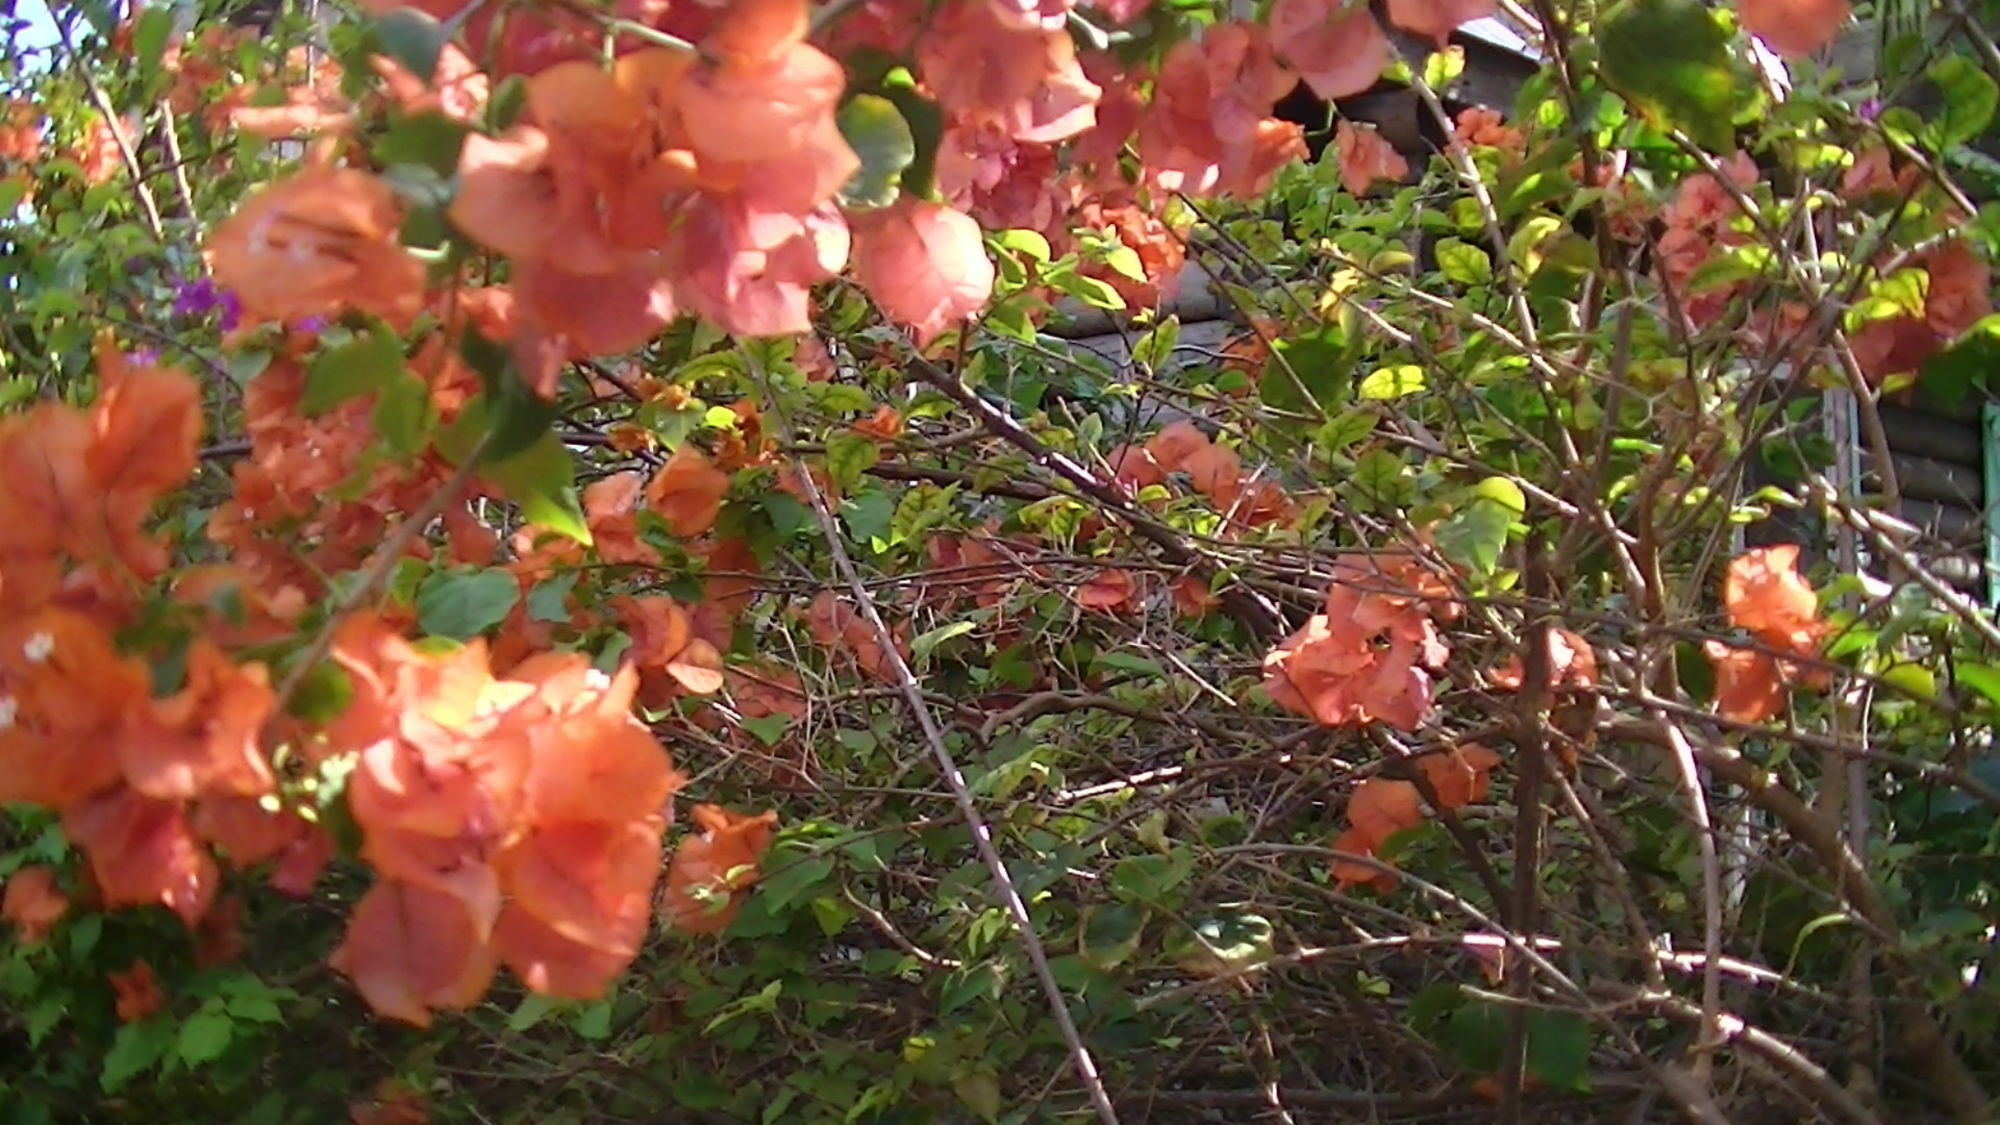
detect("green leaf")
(508, 993), (559, 1032)
(575, 999), (613, 1040)
(1424, 45), (1466, 90)
(177, 1007), (234, 1067)
(1078, 903), (1146, 970)
(302, 329), (403, 415)
(841, 488), (896, 549)
(1109, 852), (1189, 903)
(1879, 661), (1937, 699)
(1358, 364), (1427, 400)
(1435, 498), (1513, 575)
(1350, 448), (1416, 510)
(370, 371), (433, 456)
(1166, 913), (1275, 977)
(911, 620), (976, 664)
(416, 568), (521, 640)
(759, 852), (837, 910)
(1050, 271), (1126, 310)
(1130, 315), (1180, 371)
(219, 977), (288, 1023)
(526, 572), (578, 622)
(740, 713), (792, 745)
(1954, 663), (2000, 707)
(952, 1069), (1002, 1123)
(1929, 55), (1997, 148)
(1434, 238), (1491, 285)
(373, 7), (447, 82)
(1598, 0), (1746, 152)
(101, 1016), (173, 1092)
(377, 111), (468, 178)
(837, 94), (916, 209)
(877, 86), (944, 199)
(1524, 1010), (1593, 1091)
(1261, 322), (1353, 412)
(285, 661), (354, 723)
(1685, 242), (1772, 293)
(1475, 476), (1528, 515)
(133, 6), (173, 69)
(483, 430), (592, 545)
(994, 229), (1052, 262)
(824, 431), (882, 492)
(1316, 407), (1378, 452)
(1101, 244), (1146, 282)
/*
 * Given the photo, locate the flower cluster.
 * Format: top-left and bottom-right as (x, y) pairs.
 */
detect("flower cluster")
(1703, 545), (1829, 724)
(1263, 552), (1458, 732)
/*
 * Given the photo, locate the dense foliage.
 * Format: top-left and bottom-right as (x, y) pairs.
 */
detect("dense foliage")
(5, 0), (2000, 1120)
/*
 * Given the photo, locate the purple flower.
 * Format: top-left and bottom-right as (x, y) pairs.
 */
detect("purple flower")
(296, 315), (329, 333)
(171, 275), (222, 318)
(1858, 97), (1883, 121)
(126, 349), (160, 366)
(170, 275), (243, 331)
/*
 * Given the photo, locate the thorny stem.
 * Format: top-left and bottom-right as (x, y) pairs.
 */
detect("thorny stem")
(750, 350), (1124, 1125)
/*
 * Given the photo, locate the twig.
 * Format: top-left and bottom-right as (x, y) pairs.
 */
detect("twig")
(268, 431), (494, 714)
(44, 0), (164, 241)
(1498, 532), (1552, 1124)
(750, 349), (1124, 1125)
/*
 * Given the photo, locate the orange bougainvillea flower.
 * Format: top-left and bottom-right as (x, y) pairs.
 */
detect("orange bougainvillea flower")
(0, 356), (202, 612)
(1331, 777), (1424, 891)
(660, 804), (779, 934)
(1705, 545), (1829, 723)
(850, 198), (997, 345)
(1454, 106), (1525, 153)
(118, 640), (277, 802)
(193, 893), (248, 968)
(1723, 545), (1822, 654)
(207, 165), (425, 327)
(1704, 641), (1789, 724)
(1416, 744), (1504, 810)
(804, 591), (911, 684)
(63, 787), (220, 927)
(916, 0), (1101, 143)
(1334, 120), (1408, 197)
(614, 595), (726, 697)
(372, 42), (489, 125)
(1738, 0), (1850, 55)
(108, 960), (164, 1022)
(1488, 627), (1599, 693)
(583, 471), (664, 567)
(1347, 778), (1423, 844)
(493, 818), (661, 997)
(0, 608), (148, 810)
(852, 404), (905, 442)
(329, 878), (501, 1029)
(1135, 24), (1305, 198)
(1384, 0), (1496, 44)
(645, 445), (732, 539)
(1170, 575), (1219, 618)
(3, 866), (68, 943)
(1077, 567), (1139, 612)
(1330, 824), (1394, 891)
(1263, 553), (1454, 731)
(1268, 0), (1388, 100)
(505, 657), (686, 828)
